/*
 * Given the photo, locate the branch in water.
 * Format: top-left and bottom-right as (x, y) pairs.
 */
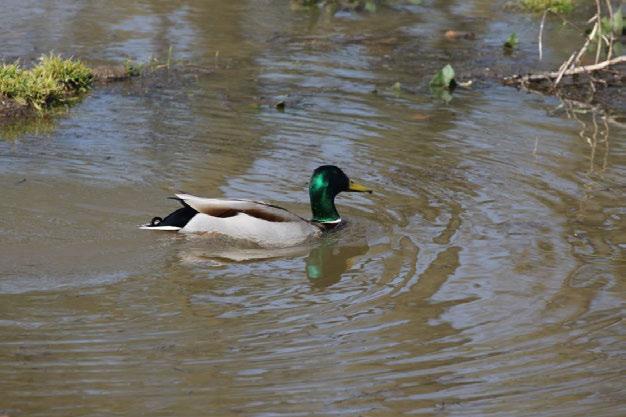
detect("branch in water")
(503, 55), (626, 85)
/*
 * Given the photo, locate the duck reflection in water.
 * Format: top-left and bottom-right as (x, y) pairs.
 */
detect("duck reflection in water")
(176, 235), (369, 288)
(304, 240), (369, 288)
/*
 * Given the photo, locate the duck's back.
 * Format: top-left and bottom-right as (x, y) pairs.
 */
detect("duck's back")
(173, 194), (321, 247)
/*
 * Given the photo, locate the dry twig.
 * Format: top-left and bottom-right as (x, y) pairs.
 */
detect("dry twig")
(539, 10), (548, 61)
(504, 55), (626, 85)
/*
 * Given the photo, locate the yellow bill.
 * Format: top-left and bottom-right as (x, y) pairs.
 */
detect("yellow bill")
(348, 180), (373, 193)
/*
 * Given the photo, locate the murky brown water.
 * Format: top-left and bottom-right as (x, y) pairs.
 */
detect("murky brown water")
(1, 1), (625, 416)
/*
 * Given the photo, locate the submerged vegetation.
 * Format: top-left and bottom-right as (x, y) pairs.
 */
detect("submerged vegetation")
(294, 0), (382, 12)
(293, 0), (421, 13)
(0, 54), (93, 110)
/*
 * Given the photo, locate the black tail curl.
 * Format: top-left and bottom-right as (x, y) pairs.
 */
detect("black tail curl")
(146, 200), (198, 228)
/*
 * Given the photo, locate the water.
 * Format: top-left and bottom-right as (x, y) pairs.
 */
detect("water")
(1, 1), (625, 416)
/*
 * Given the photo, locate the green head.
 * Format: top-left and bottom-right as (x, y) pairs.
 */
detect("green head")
(309, 165), (372, 223)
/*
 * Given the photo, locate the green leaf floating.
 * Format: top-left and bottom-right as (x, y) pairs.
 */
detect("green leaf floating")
(504, 32), (518, 49)
(429, 64), (456, 89)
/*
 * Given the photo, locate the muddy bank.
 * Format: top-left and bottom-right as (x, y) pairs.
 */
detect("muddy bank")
(0, 62), (215, 129)
(0, 96), (31, 120)
(0, 63), (133, 123)
(91, 65), (136, 82)
(504, 62), (626, 117)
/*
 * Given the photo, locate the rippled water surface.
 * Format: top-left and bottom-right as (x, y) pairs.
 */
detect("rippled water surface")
(1, 1), (625, 416)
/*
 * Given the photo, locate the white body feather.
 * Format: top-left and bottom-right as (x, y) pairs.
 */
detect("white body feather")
(142, 194), (322, 248)
(183, 212), (320, 247)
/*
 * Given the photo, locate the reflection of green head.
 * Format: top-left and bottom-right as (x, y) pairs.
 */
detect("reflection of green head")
(306, 264), (321, 279)
(305, 240), (370, 288)
(309, 165), (372, 223)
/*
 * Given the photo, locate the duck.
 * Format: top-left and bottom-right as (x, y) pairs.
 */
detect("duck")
(141, 165), (372, 248)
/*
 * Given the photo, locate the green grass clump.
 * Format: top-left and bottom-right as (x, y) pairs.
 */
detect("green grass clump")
(33, 54), (93, 92)
(0, 54), (93, 110)
(520, 0), (574, 13)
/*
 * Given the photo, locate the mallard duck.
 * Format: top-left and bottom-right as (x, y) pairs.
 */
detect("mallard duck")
(141, 165), (372, 248)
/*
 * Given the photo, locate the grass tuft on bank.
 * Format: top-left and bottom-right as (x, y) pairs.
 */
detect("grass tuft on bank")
(0, 54), (93, 110)
(520, 0), (574, 13)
